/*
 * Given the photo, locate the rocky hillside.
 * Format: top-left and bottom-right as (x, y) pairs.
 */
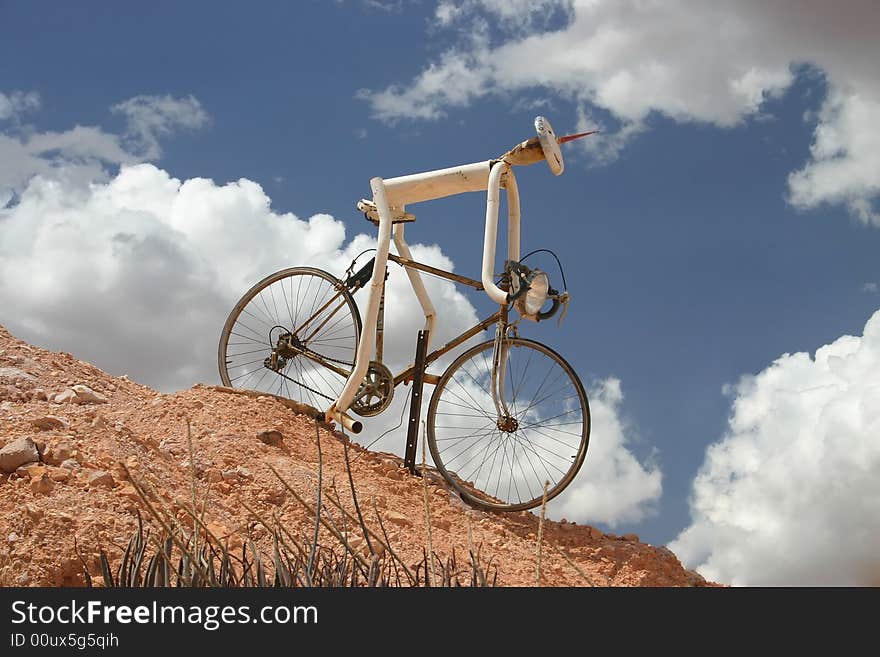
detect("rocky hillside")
(0, 324), (709, 586)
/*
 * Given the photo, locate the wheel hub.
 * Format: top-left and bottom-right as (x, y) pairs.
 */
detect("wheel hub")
(497, 415), (519, 433)
(275, 332), (302, 359)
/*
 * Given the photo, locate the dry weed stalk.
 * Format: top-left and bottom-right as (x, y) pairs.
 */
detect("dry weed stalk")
(421, 421), (435, 587)
(535, 480), (549, 586)
(84, 416), (499, 587)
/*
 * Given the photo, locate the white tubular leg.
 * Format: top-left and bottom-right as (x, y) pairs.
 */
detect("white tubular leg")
(505, 168), (520, 263)
(481, 161), (510, 305)
(393, 223), (436, 350)
(327, 176), (395, 421)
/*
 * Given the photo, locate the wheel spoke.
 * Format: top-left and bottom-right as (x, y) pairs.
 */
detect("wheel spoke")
(428, 337), (590, 511)
(220, 269), (360, 406)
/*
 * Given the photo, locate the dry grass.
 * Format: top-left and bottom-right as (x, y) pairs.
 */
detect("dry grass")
(80, 417), (498, 588)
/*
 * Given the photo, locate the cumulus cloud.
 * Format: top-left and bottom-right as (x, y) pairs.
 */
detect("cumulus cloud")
(552, 378), (662, 527)
(111, 94), (209, 159)
(0, 90), (40, 121)
(787, 88), (880, 225)
(0, 163), (475, 390)
(0, 92), (208, 201)
(360, 0), (880, 221)
(669, 310), (880, 585)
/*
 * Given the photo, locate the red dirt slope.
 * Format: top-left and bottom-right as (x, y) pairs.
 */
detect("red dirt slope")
(0, 324), (710, 586)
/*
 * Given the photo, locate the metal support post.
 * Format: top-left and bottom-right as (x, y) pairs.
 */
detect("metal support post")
(404, 329), (429, 474)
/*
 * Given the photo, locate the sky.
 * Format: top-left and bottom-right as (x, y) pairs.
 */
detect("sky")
(1, 1), (879, 585)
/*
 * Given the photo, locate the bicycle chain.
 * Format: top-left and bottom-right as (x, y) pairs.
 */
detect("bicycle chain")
(270, 367), (336, 402)
(265, 342), (356, 403)
(297, 345), (354, 368)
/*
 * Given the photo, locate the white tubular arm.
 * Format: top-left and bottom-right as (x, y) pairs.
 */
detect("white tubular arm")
(393, 223), (436, 349)
(383, 161), (491, 207)
(481, 161), (511, 305)
(327, 176), (395, 420)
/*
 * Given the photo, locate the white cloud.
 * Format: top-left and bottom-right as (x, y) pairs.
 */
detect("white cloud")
(0, 98), (662, 527)
(0, 92), (208, 200)
(0, 90), (40, 121)
(0, 162), (473, 391)
(669, 310), (880, 585)
(551, 378), (662, 527)
(787, 89), (880, 225)
(0, 125), (133, 197)
(112, 94), (209, 159)
(360, 0), (880, 219)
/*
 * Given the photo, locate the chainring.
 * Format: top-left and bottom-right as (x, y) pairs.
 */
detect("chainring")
(351, 361), (394, 417)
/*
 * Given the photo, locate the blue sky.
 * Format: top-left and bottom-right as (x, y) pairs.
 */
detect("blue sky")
(2, 1), (879, 585)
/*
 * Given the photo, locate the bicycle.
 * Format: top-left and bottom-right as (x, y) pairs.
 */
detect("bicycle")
(219, 117), (596, 512)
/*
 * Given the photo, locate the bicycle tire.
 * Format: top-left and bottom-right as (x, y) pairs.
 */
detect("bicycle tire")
(218, 267), (362, 408)
(427, 337), (590, 512)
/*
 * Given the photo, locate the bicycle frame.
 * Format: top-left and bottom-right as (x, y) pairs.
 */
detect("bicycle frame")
(279, 250), (508, 422)
(324, 158), (522, 430)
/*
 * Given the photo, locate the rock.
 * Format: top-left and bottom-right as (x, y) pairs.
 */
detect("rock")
(32, 415), (68, 431)
(257, 430), (284, 446)
(118, 484), (141, 503)
(44, 441), (76, 466)
(31, 388), (48, 401)
(60, 458), (81, 470)
(206, 521), (230, 540)
(0, 437), (40, 473)
(0, 385), (25, 402)
(589, 527), (604, 540)
(384, 510), (413, 528)
(623, 533), (639, 542)
(71, 384), (108, 404)
(25, 504), (43, 521)
(86, 469), (115, 488)
(48, 467), (70, 482)
(7, 532), (20, 543)
(0, 366), (36, 384)
(22, 464), (46, 479)
(30, 473), (55, 495)
(432, 517), (452, 532)
(53, 389), (77, 404)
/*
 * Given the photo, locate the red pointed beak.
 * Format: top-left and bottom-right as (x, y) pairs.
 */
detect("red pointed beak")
(557, 130), (599, 144)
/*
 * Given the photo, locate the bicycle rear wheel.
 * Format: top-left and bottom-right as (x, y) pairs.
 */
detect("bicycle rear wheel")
(218, 267), (361, 408)
(427, 337), (590, 512)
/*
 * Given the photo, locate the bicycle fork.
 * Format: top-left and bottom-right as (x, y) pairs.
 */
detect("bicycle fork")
(490, 312), (517, 430)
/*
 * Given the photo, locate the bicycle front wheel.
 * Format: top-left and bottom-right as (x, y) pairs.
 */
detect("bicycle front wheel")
(218, 267), (361, 408)
(427, 338), (590, 512)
